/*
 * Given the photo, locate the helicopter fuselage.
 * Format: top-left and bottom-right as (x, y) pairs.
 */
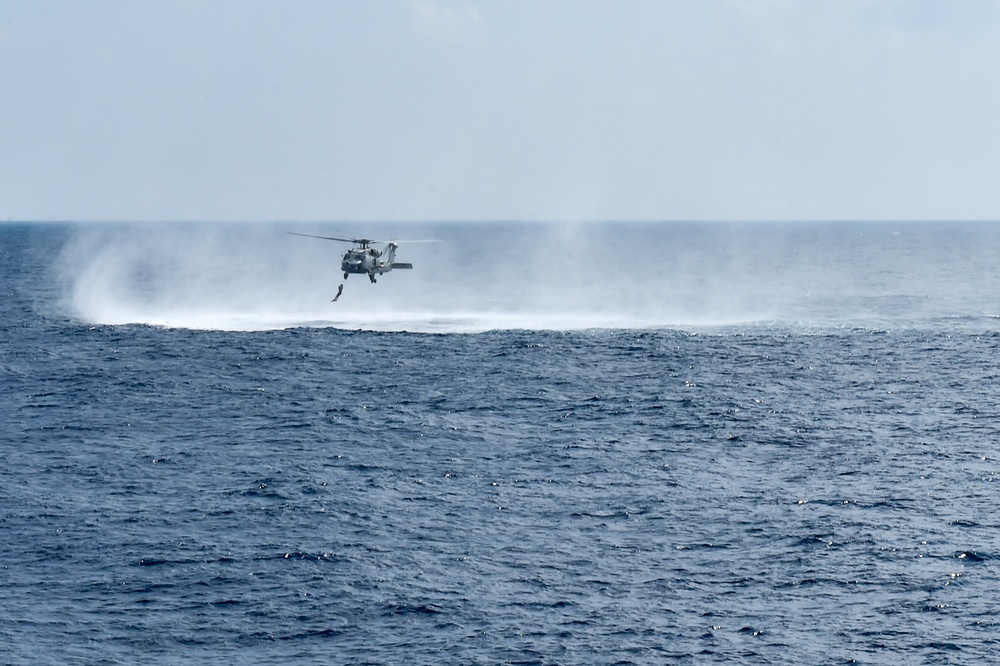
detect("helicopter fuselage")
(341, 247), (383, 276)
(341, 242), (411, 283)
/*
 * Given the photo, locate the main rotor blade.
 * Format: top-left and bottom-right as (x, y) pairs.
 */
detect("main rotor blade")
(289, 232), (442, 245)
(288, 232), (379, 244)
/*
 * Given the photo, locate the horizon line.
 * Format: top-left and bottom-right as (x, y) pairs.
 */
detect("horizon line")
(5, 218), (1000, 225)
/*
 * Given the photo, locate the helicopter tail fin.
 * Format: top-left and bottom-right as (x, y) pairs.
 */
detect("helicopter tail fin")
(383, 242), (412, 270)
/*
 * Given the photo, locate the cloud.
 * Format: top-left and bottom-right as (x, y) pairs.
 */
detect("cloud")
(0, 21), (34, 50)
(408, 0), (482, 41)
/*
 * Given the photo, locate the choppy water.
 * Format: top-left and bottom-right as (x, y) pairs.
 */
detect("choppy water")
(4, 222), (1000, 664)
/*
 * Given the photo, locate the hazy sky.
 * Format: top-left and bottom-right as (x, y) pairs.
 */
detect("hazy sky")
(3, 0), (1000, 222)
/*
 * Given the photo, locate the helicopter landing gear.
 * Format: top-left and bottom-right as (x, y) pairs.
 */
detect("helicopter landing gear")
(368, 273), (377, 284)
(344, 272), (349, 280)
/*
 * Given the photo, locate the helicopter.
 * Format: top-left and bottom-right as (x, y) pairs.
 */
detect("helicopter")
(288, 232), (431, 283)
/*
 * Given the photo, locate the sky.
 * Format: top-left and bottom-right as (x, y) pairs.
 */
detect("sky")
(2, 0), (1000, 222)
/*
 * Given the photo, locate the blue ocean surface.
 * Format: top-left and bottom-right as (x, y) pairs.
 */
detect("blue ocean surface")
(4, 221), (1000, 664)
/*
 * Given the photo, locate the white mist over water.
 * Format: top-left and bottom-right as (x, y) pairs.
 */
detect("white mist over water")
(56, 222), (1000, 333)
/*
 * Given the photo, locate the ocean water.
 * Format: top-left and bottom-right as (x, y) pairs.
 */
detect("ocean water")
(4, 221), (1000, 664)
